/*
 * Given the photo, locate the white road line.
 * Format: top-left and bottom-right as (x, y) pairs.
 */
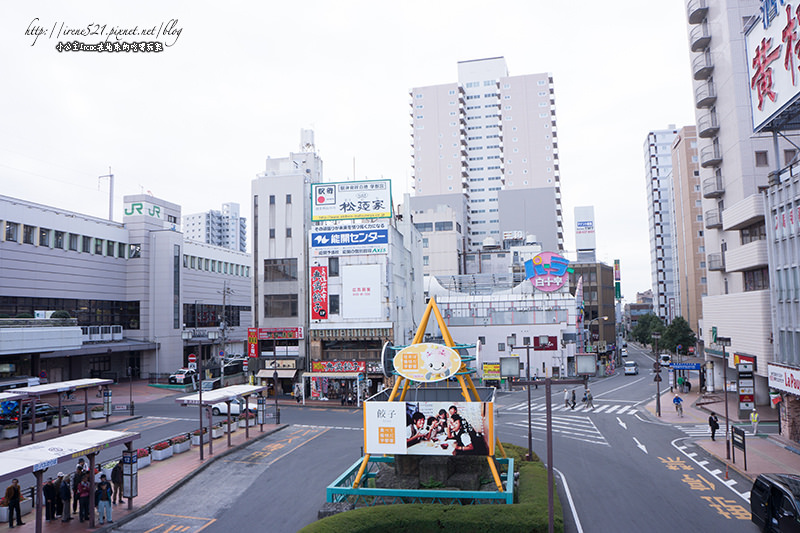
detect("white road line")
(697, 461), (708, 466)
(709, 469), (722, 475)
(605, 405), (620, 414)
(617, 405), (631, 415)
(671, 438), (750, 502)
(594, 405), (609, 413)
(554, 467), (583, 533)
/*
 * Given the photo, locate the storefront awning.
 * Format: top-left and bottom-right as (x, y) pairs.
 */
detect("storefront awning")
(302, 372), (361, 379)
(256, 369), (297, 379)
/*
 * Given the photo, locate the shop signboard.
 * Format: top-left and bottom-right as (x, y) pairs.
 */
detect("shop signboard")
(256, 327), (304, 340)
(524, 251), (573, 292)
(312, 180), (392, 221)
(310, 266), (329, 320)
(482, 363), (501, 380)
(311, 360), (366, 373)
(392, 343), (461, 383)
(247, 328), (258, 357)
(768, 362), (800, 394)
(364, 401), (494, 456)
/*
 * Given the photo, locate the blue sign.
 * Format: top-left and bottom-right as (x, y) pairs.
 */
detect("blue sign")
(311, 229), (388, 247)
(671, 363), (702, 370)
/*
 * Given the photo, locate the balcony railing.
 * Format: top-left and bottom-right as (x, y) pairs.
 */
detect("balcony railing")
(705, 208), (722, 228)
(81, 325), (124, 343)
(687, 0), (709, 24)
(700, 144), (722, 167)
(702, 175), (724, 198)
(690, 23), (711, 51)
(698, 112), (719, 138)
(707, 252), (725, 271)
(692, 52), (714, 80)
(695, 81), (717, 108)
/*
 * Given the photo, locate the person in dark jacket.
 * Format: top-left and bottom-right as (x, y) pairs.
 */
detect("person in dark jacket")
(72, 458), (85, 513)
(58, 475), (72, 522)
(43, 477), (57, 521)
(111, 461), (123, 504)
(95, 474), (113, 524)
(54, 473), (64, 518)
(4, 478), (24, 528)
(77, 473), (90, 522)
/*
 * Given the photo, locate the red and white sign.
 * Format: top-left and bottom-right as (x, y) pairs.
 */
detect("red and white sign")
(243, 360), (249, 372)
(256, 327), (304, 340)
(310, 266), (329, 320)
(188, 354), (196, 364)
(768, 362), (800, 395)
(248, 328), (258, 358)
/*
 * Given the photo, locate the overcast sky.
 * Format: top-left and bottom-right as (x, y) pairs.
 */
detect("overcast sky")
(2, 1), (699, 301)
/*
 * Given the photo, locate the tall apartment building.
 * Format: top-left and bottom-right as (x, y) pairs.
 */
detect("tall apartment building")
(671, 126), (706, 334)
(644, 127), (681, 323)
(685, 0), (800, 402)
(409, 57), (563, 276)
(183, 202), (247, 252)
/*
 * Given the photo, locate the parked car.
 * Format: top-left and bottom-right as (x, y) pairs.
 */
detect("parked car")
(169, 368), (197, 385)
(210, 399), (258, 416)
(750, 473), (800, 532)
(1, 402), (70, 428)
(201, 378), (221, 391)
(623, 361), (639, 375)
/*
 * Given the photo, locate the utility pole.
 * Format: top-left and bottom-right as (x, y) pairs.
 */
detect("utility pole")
(98, 167), (114, 221)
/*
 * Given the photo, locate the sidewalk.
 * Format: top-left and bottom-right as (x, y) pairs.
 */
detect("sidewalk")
(0, 380), (285, 532)
(643, 376), (800, 482)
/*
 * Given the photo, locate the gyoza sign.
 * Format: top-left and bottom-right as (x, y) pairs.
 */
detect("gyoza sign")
(312, 180), (392, 221)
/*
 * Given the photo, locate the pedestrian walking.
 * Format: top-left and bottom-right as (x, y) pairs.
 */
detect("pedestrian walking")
(570, 389), (576, 410)
(751, 409), (759, 435)
(54, 472), (64, 518)
(72, 458), (85, 513)
(43, 477), (57, 521)
(708, 414), (719, 441)
(563, 388), (570, 408)
(294, 383), (302, 403)
(95, 474), (113, 524)
(59, 474), (72, 522)
(534, 371), (539, 389)
(585, 389), (595, 410)
(4, 478), (24, 528)
(111, 461), (123, 504)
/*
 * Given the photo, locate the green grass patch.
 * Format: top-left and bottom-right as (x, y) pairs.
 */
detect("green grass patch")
(300, 443), (563, 533)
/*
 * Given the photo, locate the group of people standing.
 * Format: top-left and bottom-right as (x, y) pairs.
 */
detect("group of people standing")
(562, 388), (594, 410)
(4, 457), (124, 528)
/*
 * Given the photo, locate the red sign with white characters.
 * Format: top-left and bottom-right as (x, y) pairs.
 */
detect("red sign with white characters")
(310, 266), (328, 320)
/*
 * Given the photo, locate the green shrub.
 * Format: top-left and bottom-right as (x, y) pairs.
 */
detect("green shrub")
(15, 313), (34, 318)
(300, 443), (562, 533)
(50, 310), (71, 319)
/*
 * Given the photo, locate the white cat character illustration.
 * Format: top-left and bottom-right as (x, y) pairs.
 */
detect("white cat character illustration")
(422, 347), (452, 381)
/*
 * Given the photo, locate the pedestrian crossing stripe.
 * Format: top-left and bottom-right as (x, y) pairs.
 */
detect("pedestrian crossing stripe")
(505, 416), (608, 446)
(500, 402), (638, 415)
(679, 424), (712, 437)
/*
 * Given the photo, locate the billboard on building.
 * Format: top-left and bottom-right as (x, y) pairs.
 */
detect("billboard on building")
(342, 264), (381, 319)
(574, 206), (596, 251)
(768, 362), (800, 395)
(524, 251), (573, 292)
(745, 5), (800, 132)
(364, 401), (494, 456)
(392, 343), (462, 383)
(310, 221), (389, 257)
(310, 266), (328, 320)
(312, 180), (392, 221)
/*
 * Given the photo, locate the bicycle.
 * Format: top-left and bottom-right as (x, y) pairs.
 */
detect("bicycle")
(674, 401), (683, 417)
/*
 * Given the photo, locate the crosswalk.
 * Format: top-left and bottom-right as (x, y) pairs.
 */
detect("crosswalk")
(499, 401), (639, 416)
(504, 415), (609, 446)
(678, 424), (713, 438)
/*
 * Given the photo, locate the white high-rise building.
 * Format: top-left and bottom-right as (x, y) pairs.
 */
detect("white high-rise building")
(644, 127), (681, 323)
(409, 57), (563, 275)
(183, 202), (247, 252)
(685, 0), (800, 402)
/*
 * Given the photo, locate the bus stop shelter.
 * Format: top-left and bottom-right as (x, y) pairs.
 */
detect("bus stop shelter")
(0, 429), (139, 533)
(176, 384), (269, 457)
(11, 378), (115, 445)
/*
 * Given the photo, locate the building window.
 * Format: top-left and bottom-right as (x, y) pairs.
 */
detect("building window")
(785, 149), (797, 165)
(118, 242), (126, 258)
(329, 294), (340, 315)
(205, 258), (210, 271)
(69, 234), (79, 251)
(264, 258), (298, 281)
(414, 222), (433, 232)
(498, 342), (505, 351)
(269, 195), (275, 205)
(81, 235), (91, 252)
(435, 221), (453, 231)
(22, 225), (35, 244)
(4, 222), (19, 242)
(755, 151), (769, 167)
(422, 237), (429, 248)
(329, 257), (339, 277)
(743, 268), (769, 291)
(107, 240), (115, 256)
(286, 194), (292, 204)
(269, 228), (275, 238)
(286, 228), (292, 238)
(191, 256), (196, 269)
(54, 231), (64, 249)
(741, 221), (766, 244)
(264, 294), (298, 317)
(39, 228), (50, 247)
(95, 239), (104, 255)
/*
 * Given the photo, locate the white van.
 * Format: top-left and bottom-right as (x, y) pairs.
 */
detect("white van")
(659, 354), (671, 367)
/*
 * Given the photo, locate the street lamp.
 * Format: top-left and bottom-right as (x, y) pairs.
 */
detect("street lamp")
(652, 331), (662, 417)
(717, 336), (732, 459)
(585, 316), (608, 353)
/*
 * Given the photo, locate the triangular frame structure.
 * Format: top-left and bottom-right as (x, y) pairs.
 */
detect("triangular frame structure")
(353, 297), (507, 490)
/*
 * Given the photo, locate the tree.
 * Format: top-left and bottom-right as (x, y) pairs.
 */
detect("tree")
(661, 316), (696, 354)
(630, 313), (665, 346)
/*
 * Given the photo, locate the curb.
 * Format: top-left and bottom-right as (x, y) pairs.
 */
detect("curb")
(102, 424), (289, 532)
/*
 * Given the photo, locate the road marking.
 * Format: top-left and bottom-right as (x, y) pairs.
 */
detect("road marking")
(709, 469), (722, 475)
(605, 405), (620, 414)
(633, 437), (648, 454)
(617, 417), (627, 430)
(295, 424), (361, 431)
(698, 474), (716, 490)
(617, 405), (631, 415)
(506, 416), (608, 446)
(554, 467), (583, 533)
(671, 438), (750, 502)
(724, 479), (738, 487)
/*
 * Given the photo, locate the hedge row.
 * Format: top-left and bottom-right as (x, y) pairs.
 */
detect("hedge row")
(299, 443), (563, 533)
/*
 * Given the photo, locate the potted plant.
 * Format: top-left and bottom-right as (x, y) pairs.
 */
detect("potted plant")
(152, 441), (173, 461)
(172, 435), (191, 454)
(91, 405), (105, 419)
(211, 423), (224, 439)
(137, 447), (151, 468)
(71, 410), (85, 423)
(191, 428), (208, 446)
(222, 419), (236, 433)
(2, 424), (18, 439)
(238, 411), (255, 428)
(0, 496), (7, 522)
(101, 460), (117, 480)
(33, 418), (47, 432)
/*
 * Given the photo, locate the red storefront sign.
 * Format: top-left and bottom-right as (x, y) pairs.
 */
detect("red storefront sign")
(533, 336), (558, 351)
(247, 328), (258, 358)
(256, 328), (304, 340)
(310, 266), (329, 320)
(311, 360), (366, 373)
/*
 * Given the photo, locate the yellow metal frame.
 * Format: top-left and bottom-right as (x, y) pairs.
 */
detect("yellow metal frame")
(352, 297), (506, 492)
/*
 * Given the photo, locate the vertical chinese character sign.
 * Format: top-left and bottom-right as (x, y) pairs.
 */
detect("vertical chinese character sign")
(310, 266), (328, 320)
(524, 252), (573, 292)
(247, 328), (258, 358)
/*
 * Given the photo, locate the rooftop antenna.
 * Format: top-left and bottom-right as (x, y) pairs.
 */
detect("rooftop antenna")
(98, 167), (114, 221)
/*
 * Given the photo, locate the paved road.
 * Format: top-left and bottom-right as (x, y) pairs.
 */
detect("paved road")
(495, 343), (758, 532)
